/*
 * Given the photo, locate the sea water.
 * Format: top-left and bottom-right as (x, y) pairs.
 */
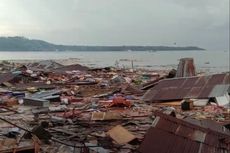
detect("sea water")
(0, 50), (229, 73)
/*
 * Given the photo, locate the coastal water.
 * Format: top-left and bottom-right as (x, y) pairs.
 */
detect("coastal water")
(0, 50), (229, 73)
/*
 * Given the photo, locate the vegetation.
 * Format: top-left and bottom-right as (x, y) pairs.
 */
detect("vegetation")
(0, 36), (205, 51)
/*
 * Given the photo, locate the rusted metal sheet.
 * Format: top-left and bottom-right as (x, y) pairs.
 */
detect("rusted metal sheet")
(182, 77), (198, 87)
(0, 72), (20, 84)
(51, 64), (89, 73)
(224, 74), (230, 84)
(208, 73), (227, 84)
(139, 112), (230, 153)
(183, 117), (228, 135)
(143, 73), (230, 102)
(176, 58), (196, 77)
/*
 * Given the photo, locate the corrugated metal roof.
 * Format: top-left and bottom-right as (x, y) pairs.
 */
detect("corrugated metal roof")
(183, 117), (229, 135)
(143, 73), (230, 102)
(209, 84), (230, 97)
(176, 58), (196, 77)
(139, 112), (230, 153)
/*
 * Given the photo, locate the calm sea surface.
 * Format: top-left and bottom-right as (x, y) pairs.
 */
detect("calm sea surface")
(0, 50), (229, 73)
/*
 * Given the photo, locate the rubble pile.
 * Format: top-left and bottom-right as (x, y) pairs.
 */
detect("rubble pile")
(0, 59), (229, 153)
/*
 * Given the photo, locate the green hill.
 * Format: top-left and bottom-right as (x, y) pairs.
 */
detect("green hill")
(0, 36), (205, 51)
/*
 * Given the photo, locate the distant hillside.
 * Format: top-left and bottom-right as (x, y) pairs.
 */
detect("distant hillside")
(0, 36), (205, 51)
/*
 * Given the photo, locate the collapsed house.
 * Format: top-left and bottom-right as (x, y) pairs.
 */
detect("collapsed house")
(140, 111), (230, 153)
(143, 73), (230, 106)
(0, 59), (229, 153)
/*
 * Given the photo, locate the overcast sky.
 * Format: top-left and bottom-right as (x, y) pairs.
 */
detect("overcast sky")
(0, 0), (229, 50)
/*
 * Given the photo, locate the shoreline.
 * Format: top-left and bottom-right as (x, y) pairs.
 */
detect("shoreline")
(1, 58), (228, 75)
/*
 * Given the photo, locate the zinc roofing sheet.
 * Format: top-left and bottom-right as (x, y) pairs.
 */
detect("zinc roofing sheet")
(143, 73), (230, 102)
(139, 112), (230, 153)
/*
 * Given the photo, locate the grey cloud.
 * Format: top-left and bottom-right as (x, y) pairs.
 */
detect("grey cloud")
(0, 0), (229, 50)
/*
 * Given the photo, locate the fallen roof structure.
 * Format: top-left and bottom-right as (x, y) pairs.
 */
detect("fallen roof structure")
(183, 117), (230, 135)
(139, 111), (230, 153)
(1, 59), (229, 152)
(143, 73), (230, 102)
